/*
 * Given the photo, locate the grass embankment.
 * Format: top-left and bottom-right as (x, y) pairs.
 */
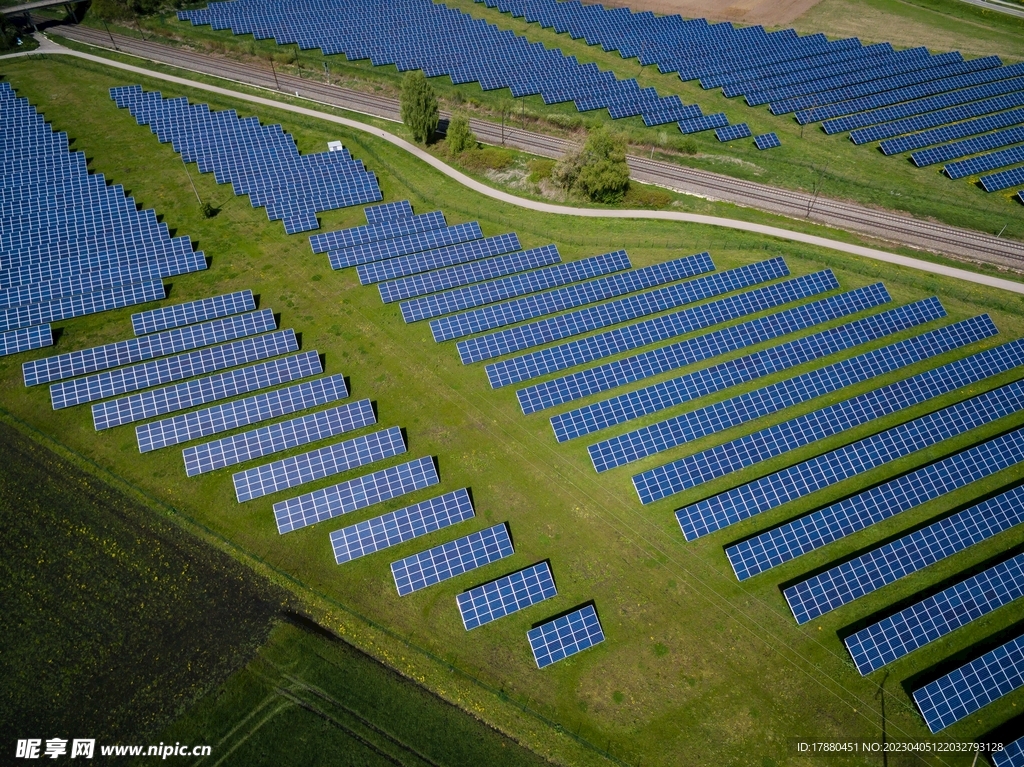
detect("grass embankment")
(2, 56), (1024, 765)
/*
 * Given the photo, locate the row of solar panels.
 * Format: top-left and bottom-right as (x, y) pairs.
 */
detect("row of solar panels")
(109, 86), (382, 234)
(0, 83), (209, 355)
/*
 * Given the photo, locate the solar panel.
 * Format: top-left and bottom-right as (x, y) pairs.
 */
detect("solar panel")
(457, 562), (557, 629)
(274, 456), (439, 534)
(328, 222), (483, 270)
(0, 324), (52, 357)
(131, 290), (255, 335)
(24, 308), (277, 386)
(754, 132), (781, 149)
(330, 488), (475, 563)
(843, 553), (1024, 674)
(391, 523), (514, 596)
(137, 374), (348, 452)
(528, 283), (900, 419)
(384, 244), (564, 306)
(0, 279), (165, 333)
(309, 210), (446, 254)
(184, 398), (376, 476)
(92, 348), (319, 431)
(913, 633), (1024, 733)
(715, 123), (752, 142)
(528, 605), (605, 668)
(363, 199), (414, 225)
(356, 233), (522, 285)
(486, 268), (838, 388)
(398, 248), (626, 321)
(55, 328), (296, 412)
(993, 736), (1024, 767)
(784, 484), (1024, 627)
(726, 420), (1024, 581)
(588, 300), (970, 471)
(233, 425), (405, 502)
(438, 251), (714, 345)
(643, 327), (1020, 508)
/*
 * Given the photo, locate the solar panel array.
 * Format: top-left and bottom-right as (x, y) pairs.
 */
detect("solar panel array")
(183, 398), (376, 476)
(638, 326), (1018, 507)
(457, 562), (557, 629)
(274, 455), (439, 534)
(110, 85), (381, 234)
(391, 523), (514, 596)
(0, 83), (206, 356)
(131, 290), (255, 335)
(913, 633), (1024, 732)
(843, 553), (1024, 675)
(754, 132), (781, 150)
(330, 488), (475, 563)
(527, 604), (605, 668)
(726, 420), (1024, 581)
(233, 424), (406, 502)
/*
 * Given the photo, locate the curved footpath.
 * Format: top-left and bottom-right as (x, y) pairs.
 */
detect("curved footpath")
(8, 35), (1024, 297)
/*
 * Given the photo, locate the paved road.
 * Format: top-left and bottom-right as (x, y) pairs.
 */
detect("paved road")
(38, 20), (1024, 271)
(13, 33), (1024, 299)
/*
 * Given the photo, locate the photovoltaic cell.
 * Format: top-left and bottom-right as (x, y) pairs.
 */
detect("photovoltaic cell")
(137, 374), (348, 452)
(233, 425), (405, 502)
(131, 290), (255, 335)
(843, 553), (1024, 674)
(328, 222), (483, 270)
(391, 523), (514, 596)
(528, 605), (605, 668)
(457, 562), (557, 629)
(330, 488), (475, 563)
(726, 420), (1024, 581)
(356, 233), (521, 285)
(486, 269), (838, 388)
(184, 398), (375, 475)
(274, 456), (439, 534)
(1, 324), (51, 357)
(913, 633), (1024, 732)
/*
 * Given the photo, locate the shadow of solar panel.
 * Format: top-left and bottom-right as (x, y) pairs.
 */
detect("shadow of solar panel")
(528, 605), (604, 668)
(643, 321), (1016, 508)
(391, 523), (514, 596)
(785, 484), (1024, 628)
(913, 633), (1024, 733)
(486, 268), (836, 388)
(536, 282), (899, 422)
(310, 210), (446, 254)
(715, 123), (751, 142)
(329, 222), (483, 270)
(0, 279), (164, 333)
(131, 290), (255, 336)
(274, 456), (439, 534)
(357, 233), (521, 285)
(438, 251), (713, 344)
(363, 200), (414, 225)
(1, 324), (52, 357)
(233, 424), (405, 502)
(458, 562), (557, 629)
(993, 735), (1024, 767)
(330, 488), (474, 564)
(184, 398), (375, 475)
(726, 417), (1024, 581)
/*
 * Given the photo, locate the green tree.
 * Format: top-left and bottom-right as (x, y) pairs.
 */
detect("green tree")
(400, 71), (439, 144)
(552, 126), (630, 203)
(445, 114), (475, 155)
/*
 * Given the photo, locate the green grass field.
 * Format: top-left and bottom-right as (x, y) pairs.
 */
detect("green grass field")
(2, 52), (1024, 766)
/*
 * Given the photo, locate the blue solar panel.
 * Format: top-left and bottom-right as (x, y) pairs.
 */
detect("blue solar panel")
(486, 268), (838, 388)
(754, 132), (781, 149)
(24, 308), (277, 386)
(131, 290), (255, 335)
(357, 233), (521, 285)
(399, 249), (626, 321)
(328, 222), (483, 270)
(0, 279), (165, 333)
(0, 324), (52, 357)
(53, 328), (296, 412)
(528, 604), (605, 668)
(945, 145), (1024, 179)
(726, 420), (1024, 581)
(330, 488), (475, 563)
(785, 484), (1024, 628)
(643, 327), (1020, 508)
(363, 199), (414, 225)
(384, 245), (564, 305)
(715, 123), (752, 142)
(137, 374), (348, 452)
(309, 210), (446, 253)
(391, 523), (514, 596)
(993, 736), (1024, 767)
(842, 553), (1024, 674)
(457, 562), (557, 629)
(528, 283), (899, 419)
(92, 348), (319, 431)
(183, 398), (375, 475)
(913, 633), (1024, 732)
(438, 251), (714, 344)
(233, 425), (405, 502)
(588, 301), (973, 471)
(274, 456), (439, 534)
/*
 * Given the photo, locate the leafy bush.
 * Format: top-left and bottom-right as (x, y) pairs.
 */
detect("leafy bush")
(445, 114), (476, 155)
(400, 71), (439, 144)
(553, 127), (630, 203)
